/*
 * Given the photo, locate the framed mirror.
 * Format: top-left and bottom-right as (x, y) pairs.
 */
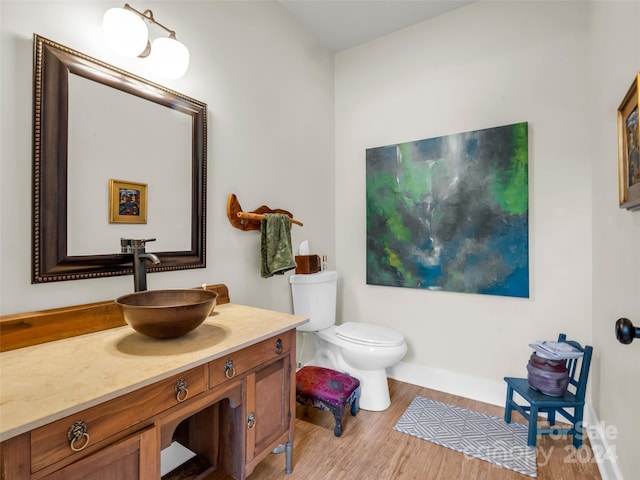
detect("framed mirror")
(32, 35), (207, 283)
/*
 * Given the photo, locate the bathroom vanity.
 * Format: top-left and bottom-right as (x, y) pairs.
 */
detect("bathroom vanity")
(0, 287), (307, 480)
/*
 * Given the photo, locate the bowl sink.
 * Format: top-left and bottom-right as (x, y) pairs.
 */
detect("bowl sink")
(116, 289), (218, 339)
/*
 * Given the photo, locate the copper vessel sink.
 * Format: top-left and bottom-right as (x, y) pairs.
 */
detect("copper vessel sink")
(116, 289), (218, 339)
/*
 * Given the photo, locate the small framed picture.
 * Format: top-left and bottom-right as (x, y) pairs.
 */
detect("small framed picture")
(617, 72), (640, 211)
(109, 179), (147, 224)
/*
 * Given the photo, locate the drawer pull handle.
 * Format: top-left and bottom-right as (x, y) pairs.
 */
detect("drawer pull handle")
(67, 421), (90, 452)
(225, 359), (236, 379)
(275, 338), (283, 354)
(175, 379), (189, 402)
(247, 412), (256, 430)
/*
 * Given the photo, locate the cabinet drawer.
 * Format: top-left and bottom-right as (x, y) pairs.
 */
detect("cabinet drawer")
(31, 366), (205, 473)
(40, 424), (158, 480)
(208, 330), (292, 388)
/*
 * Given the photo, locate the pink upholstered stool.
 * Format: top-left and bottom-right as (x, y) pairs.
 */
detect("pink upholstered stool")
(295, 366), (360, 437)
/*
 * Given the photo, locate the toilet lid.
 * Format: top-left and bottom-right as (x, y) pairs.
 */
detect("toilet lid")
(335, 322), (405, 346)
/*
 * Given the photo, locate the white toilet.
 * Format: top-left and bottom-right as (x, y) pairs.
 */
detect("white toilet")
(290, 271), (407, 411)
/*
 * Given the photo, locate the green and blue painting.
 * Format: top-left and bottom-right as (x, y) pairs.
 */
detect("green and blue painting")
(366, 122), (529, 298)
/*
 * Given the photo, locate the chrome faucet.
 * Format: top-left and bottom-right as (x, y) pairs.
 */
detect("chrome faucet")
(121, 238), (161, 292)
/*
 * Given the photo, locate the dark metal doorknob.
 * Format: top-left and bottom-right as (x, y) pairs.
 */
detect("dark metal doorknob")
(615, 318), (640, 345)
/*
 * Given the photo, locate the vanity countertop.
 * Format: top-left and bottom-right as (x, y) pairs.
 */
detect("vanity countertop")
(0, 303), (307, 442)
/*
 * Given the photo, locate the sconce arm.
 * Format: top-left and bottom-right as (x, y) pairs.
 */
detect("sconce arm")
(124, 3), (177, 39)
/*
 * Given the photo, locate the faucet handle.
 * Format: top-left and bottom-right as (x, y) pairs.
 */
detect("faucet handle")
(120, 238), (157, 253)
(121, 238), (134, 253)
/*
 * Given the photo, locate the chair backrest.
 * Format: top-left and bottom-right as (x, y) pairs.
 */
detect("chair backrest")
(557, 333), (593, 401)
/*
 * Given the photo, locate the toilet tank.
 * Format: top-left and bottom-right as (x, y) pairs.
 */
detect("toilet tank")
(289, 271), (337, 332)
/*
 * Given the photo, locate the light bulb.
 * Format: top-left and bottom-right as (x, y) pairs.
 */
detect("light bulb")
(103, 7), (148, 58)
(149, 37), (190, 79)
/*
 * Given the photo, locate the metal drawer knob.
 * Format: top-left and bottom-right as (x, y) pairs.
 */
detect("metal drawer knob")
(275, 338), (283, 354)
(247, 412), (256, 430)
(175, 378), (189, 402)
(67, 420), (90, 452)
(225, 359), (236, 378)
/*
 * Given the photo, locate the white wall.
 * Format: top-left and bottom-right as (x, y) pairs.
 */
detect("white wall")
(589, 2), (640, 479)
(0, 1), (335, 315)
(335, 0), (592, 404)
(335, 1), (639, 478)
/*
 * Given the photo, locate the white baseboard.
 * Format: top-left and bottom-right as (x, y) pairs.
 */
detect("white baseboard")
(387, 361), (506, 407)
(388, 361), (623, 480)
(584, 404), (624, 480)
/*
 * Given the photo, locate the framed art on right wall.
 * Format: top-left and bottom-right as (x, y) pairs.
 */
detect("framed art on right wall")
(617, 72), (640, 211)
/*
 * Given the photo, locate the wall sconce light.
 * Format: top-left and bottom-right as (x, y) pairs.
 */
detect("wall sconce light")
(103, 3), (189, 79)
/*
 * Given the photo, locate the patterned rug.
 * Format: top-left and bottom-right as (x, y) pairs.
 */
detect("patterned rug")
(394, 396), (537, 477)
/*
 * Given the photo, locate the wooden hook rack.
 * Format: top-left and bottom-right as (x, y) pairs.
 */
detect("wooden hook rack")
(227, 193), (303, 231)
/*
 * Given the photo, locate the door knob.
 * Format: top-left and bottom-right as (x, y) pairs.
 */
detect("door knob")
(615, 318), (640, 344)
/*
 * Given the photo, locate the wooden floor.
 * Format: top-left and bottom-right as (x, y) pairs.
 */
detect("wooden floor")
(249, 379), (602, 480)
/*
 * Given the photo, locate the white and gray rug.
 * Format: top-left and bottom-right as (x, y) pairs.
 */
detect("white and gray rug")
(394, 396), (537, 477)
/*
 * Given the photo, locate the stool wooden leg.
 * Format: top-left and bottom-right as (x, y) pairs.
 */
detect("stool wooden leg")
(350, 389), (360, 416)
(330, 407), (345, 437)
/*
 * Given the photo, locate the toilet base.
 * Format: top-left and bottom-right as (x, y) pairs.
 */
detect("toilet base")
(350, 368), (391, 411)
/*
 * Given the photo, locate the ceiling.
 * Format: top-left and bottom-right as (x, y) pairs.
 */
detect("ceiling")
(279, 0), (476, 52)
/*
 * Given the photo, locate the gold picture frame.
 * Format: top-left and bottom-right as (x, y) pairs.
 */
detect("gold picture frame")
(617, 72), (640, 211)
(109, 179), (147, 224)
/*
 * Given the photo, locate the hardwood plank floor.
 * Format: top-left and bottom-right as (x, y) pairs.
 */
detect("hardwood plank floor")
(249, 379), (602, 480)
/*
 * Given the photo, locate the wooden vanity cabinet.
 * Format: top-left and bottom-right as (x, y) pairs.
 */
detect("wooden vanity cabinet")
(0, 329), (297, 480)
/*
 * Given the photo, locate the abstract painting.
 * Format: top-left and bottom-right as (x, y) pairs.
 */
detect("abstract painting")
(366, 122), (529, 298)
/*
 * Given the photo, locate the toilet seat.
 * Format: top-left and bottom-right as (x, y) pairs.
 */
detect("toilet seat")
(335, 322), (405, 347)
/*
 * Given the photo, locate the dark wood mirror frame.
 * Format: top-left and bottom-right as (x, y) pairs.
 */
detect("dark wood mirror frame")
(32, 35), (207, 283)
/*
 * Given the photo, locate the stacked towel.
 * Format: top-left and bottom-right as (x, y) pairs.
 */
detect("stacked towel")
(260, 213), (296, 278)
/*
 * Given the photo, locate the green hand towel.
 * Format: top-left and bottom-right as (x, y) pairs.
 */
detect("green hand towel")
(260, 213), (296, 278)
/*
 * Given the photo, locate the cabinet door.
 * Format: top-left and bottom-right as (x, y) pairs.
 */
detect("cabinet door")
(41, 425), (158, 480)
(245, 355), (291, 468)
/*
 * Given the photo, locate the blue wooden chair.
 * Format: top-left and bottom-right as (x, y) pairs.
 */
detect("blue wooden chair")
(504, 334), (593, 448)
